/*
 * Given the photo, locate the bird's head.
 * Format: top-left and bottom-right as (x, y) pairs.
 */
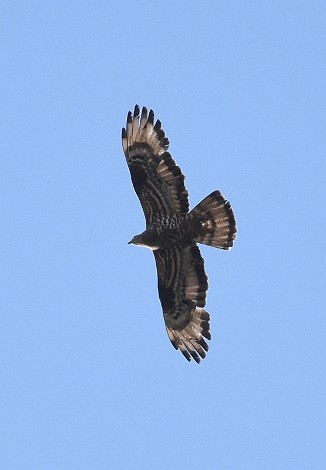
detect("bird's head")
(128, 231), (159, 250)
(128, 234), (143, 246)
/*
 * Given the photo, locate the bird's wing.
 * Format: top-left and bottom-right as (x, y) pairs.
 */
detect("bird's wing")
(122, 105), (189, 225)
(154, 245), (211, 363)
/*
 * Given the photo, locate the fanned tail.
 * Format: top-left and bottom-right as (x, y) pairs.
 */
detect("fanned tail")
(191, 190), (237, 250)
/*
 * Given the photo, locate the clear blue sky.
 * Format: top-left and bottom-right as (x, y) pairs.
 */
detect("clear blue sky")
(1, 2), (325, 469)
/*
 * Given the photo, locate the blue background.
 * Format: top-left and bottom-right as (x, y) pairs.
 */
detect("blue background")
(1, 2), (325, 469)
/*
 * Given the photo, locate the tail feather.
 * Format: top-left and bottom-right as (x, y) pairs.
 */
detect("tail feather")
(191, 190), (237, 250)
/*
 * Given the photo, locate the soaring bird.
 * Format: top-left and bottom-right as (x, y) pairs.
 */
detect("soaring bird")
(122, 105), (236, 363)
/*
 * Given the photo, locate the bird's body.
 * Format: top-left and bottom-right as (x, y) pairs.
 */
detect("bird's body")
(122, 105), (237, 363)
(130, 214), (197, 250)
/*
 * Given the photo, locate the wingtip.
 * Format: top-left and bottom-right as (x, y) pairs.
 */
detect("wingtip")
(133, 104), (140, 117)
(166, 307), (211, 363)
(122, 105), (169, 156)
(148, 109), (154, 124)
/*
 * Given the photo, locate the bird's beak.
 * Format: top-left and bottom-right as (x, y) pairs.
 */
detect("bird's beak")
(128, 240), (132, 244)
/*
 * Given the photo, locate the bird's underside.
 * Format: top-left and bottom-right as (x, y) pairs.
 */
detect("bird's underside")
(122, 105), (237, 363)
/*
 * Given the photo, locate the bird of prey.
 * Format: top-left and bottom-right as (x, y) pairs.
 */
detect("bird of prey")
(122, 105), (236, 363)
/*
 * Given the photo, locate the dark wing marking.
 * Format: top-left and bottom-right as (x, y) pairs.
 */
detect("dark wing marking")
(154, 246), (210, 363)
(122, 105), (189, 225)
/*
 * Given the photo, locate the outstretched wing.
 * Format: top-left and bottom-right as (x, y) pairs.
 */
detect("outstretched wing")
(122, 105), (189, 225)
(154, 245), (211, 363)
